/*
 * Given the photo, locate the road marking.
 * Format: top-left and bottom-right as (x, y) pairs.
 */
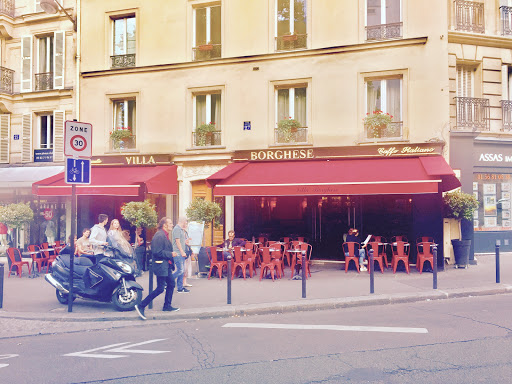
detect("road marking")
(64, 339), (170, 359)
(223, 323), (428, 334)
(0, 354), (19, 369)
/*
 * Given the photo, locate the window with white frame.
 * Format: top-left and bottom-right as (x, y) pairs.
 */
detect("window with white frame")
(193, 92), (221, 146)
(365, 77), (402, 140)
(276, 0), (307, 50)
(37, 36), (53, 74)
(111, 16), (136, 68)
(193, 4), (221, 61)
(366, 0), (402, 40)
(275, 85), (307, 143)
(39, 114), (54, 149)
(456, 65), (474, 98)
(111, 100), (136, 150)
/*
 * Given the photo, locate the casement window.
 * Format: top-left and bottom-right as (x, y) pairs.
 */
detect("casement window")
(0, 114), (10, 164)
(193, 92), (221, 146)
(111, 16), (136, 68)
(365, 77), (403, 140)
(39, 114), (54, 149)
(275, 0), (307, 50)
(193, 4), (221, 61)
(366, 0), (402, 40)
(275, 85), (308, 143)
(456, 65), (474, 98)
(21, 111), (64, 163)
(111, 100), (136, 150)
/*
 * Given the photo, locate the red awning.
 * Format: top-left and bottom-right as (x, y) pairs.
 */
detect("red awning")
(32, 165), (178, 196)
(206, 156), (460, 196)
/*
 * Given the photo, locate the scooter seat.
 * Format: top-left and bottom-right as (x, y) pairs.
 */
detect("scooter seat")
(59, 255), (93, 276)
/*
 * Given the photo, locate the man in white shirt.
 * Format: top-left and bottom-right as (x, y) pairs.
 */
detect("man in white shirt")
(89, 214), (109, 256)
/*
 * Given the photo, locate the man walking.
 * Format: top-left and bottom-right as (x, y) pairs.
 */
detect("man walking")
(135, 217), (179, 320)
(89, 214), (109, 258)
(172, 216), (190, 293)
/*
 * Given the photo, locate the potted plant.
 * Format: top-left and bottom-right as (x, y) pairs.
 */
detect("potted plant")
(443, 191), (479, 268)
(195, 122), (217, 146)
(110, 127), (132, 149)
(363, 110), (393, 138)
(277, 117), (301, 142)
(0, 202), (34, 248)
(186, 198), (222, 248)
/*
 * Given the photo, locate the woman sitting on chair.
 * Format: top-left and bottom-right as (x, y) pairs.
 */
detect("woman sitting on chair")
(345, 228), (367, 272)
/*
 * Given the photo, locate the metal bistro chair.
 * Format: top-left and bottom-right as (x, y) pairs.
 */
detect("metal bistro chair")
(207, 246), (228, 280)
(259, 247), (281, 281)
(290, 242), (312, 279)
(232, 246), (251, 279)
(416, 242), (434, 274)
(6, 247), (30, 278)
(391, 241), (410, 274)
(366, 242), (385, 274)
(342, 242), (362, 273)
(27, 245), (48, 273)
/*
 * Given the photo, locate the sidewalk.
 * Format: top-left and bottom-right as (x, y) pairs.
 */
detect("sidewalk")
(0, 253), (510, 322)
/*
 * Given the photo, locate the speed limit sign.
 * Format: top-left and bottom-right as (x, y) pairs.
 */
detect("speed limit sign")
(64, 120), (92, 158)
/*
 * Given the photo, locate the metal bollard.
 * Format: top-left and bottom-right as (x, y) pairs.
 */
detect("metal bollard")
(496, 243), (500, 284)
(227, 253), (232, 304)
(301, 251), (306, 298)
(148, 256), (153, 310)
(0, 263), (4, 308)
(369, 249), (374, 294)
(433, 246), (438, 290)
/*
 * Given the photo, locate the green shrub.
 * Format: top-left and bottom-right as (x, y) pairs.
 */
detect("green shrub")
(443, 191), (479, 221)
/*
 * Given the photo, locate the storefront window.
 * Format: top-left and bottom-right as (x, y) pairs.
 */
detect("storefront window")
(473, 173), (512, 231)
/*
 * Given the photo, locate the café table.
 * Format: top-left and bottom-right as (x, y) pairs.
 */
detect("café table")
(287, 249), (304, 279)
(22, 250), (44, 278)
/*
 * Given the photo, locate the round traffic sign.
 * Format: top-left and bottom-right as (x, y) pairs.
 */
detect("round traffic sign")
(70, 135), (87, 152)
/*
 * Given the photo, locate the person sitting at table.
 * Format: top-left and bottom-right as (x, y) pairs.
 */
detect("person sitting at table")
(76, 228), (94, 258)
(218, 230), (246, 261)
(345, 228), (367, 272)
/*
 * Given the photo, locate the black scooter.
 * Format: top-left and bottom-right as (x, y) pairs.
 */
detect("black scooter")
(45, 249), (143, 311)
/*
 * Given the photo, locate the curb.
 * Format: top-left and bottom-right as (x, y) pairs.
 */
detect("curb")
(1, 285), (511, 323)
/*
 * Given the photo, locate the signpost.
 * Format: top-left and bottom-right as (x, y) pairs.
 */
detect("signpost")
(64, 120), (93, 312)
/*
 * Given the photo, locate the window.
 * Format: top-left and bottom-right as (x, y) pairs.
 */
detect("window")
(21, 111), (64, 163)
(36, 36), (53, 90)
(39, 114), (54, 149)
(365, 77), (402, 140)
(111, 100), (136, 150)
(275, 0), (307, 51)
(456, 65), (474, 98)
(193, 92), (221, 146)
(455, 64), (489, 131)
(0, 114), (10, 163)
(275, 85), (307, 143)
(193, 5), (221, 61)
(111, 16), (136, 68)
(502, 0), (512, 35)
(366, 0), (402, 40)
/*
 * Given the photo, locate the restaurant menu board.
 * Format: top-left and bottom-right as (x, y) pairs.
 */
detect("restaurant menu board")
(187, 221), (205, 254)
(474, 173), (512, 231)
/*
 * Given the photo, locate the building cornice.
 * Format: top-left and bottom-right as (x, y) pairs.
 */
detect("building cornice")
(82, 36), (428, 78)
(448, 31), (512, 49)
(13, 88), (73, 102)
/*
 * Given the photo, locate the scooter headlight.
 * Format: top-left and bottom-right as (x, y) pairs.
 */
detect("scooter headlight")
(115, 261), (133, 274)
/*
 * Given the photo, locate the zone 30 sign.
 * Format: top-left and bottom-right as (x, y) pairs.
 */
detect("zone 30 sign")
(64, 120), (92, 158)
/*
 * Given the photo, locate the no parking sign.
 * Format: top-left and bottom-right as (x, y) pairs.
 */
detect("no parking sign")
(64, 120), (92, 158)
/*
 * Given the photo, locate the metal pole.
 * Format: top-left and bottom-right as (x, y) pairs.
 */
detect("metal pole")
(148, 250), (153, 309)
(496, 243), (500, 284)
(433, 246), (438, 290)
(227, 252), (232, 304)
(0, 263), (4, 308)
(68, 184), (76, 312)
(301, 251), (306, 298)
(369, 248), (374, 294)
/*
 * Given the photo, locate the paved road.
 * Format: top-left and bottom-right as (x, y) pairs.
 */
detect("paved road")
(0, 294), (511, 383)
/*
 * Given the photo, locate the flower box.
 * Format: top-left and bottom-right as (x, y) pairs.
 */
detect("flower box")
(199, 44), (214, 51)
(282, 34), (298, 41)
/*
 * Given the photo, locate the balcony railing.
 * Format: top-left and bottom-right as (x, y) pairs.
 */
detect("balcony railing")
(111, 54), (136, 69)
(366, 22), (403, 41)
(275, 33), (307, 51)
(193, 130), (222, 147)
(501, 100), (512, 131)
(274, 127), (308, 144)
(500, 6), (512, 36)
(111, 135), (136, 151)
(193, 44), (221, 61)
(454, 0), (484, 33)
(455, 97), (490, 131)
(35, 72), (53, 91)
(364, 122), (403, 140)
(0, 66), (13, 94)
(0, 0), (14, 18)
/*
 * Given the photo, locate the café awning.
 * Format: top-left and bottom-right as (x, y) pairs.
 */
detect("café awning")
(0, 166), (64, 189)
(206, 156), (460, 196)
(32, 165), (178, 196)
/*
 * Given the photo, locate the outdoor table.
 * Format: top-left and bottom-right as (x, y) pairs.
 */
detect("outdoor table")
(287, 249), (304, 279)
(22, 251), (43, 278)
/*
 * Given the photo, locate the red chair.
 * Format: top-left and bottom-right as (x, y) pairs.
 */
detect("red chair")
(269, 244), (285, 278)
(366, 242), (385, 273)
(342, 242), (361, 273)
(232, 246), (251, 279)
(392, 241), (410, 274)
(391, 236), (408, 243)
(290, 243), (312, 279)
(40, 242), (56, 272)
(259, 247), (280, 281)
(257, 236), (268, 247)
(6, 247), (30, 278)
(416, 236), (434, 244)
(243, 244), (257, 274)
(207, 246), (227, 280)
(416, 242), (434, 274)
(27, 245), (49, 273)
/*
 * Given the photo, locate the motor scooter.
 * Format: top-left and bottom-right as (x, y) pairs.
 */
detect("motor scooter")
(45, 248), (143, 311)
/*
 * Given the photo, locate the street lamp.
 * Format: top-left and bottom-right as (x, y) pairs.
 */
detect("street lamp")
(40, 0), (77, 31)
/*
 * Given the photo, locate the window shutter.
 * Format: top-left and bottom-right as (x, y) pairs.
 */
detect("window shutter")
(0, 114), (10, 164)
(21, 36), (33, 93)
(21, 113), (32, 163)
(53, 31), (65, 89)
(53, 110), (65, 162)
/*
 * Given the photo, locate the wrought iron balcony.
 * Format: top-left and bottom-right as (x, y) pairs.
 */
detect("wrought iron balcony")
(35, 72), (53, 91)
(0, 66), (13, 94)
(500, 100), (512, 131)
(454, 0), (484, 33)
(364, 122), (403, 140)
(500, 6), (512, 36)
(111, 54), (136, 69)
(193, 130), (222, 147)
(0, 0), (14, 18)
(193, 44), (221, 61)
(274, 127), (308, 144)
(455, 97), (490, 131)
(275, 33), (307, 51)
(366, 22), (403, 41)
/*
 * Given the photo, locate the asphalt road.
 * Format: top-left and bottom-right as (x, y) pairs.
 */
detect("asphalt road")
(1, 294), (511, 383)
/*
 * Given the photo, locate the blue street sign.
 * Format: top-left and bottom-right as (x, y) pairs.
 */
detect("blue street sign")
(243, 121), (251, 130)
(65, 157), (91, 184)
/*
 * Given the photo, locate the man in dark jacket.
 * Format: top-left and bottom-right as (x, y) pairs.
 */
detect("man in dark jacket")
(135, 217), (179, 320)
(219, 230), (246, 261)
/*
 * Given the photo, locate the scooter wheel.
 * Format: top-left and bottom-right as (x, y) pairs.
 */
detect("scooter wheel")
(112, 287), (142, 311)
(56, 289), (74, 305)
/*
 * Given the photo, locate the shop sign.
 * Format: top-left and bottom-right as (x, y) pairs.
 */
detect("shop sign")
(474, 143), (512, 167)
(34, 149), (54, 162)
(91, 154), (171, 166)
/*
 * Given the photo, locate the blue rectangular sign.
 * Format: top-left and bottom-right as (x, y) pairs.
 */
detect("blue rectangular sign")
(34, 149), (53, 163)
(65, 158), (91, 184)
(243, 121), (251, 130)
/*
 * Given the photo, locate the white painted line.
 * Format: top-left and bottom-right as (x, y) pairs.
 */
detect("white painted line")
(64, 339), (171, 359)
(223, 323), (428, 334)
(0, 354), (18, 369)
(64, 342), (130, 359)
(105, 339), (170, 354)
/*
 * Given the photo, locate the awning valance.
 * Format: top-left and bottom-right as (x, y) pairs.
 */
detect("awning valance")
(0, 166), (64, 189)
(206, 156), (460, 196)
(32, 165), (178, 196)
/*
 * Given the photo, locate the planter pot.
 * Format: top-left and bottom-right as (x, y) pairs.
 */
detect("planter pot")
(282, 34), (298, 41)
(451, 239), (471, 268)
